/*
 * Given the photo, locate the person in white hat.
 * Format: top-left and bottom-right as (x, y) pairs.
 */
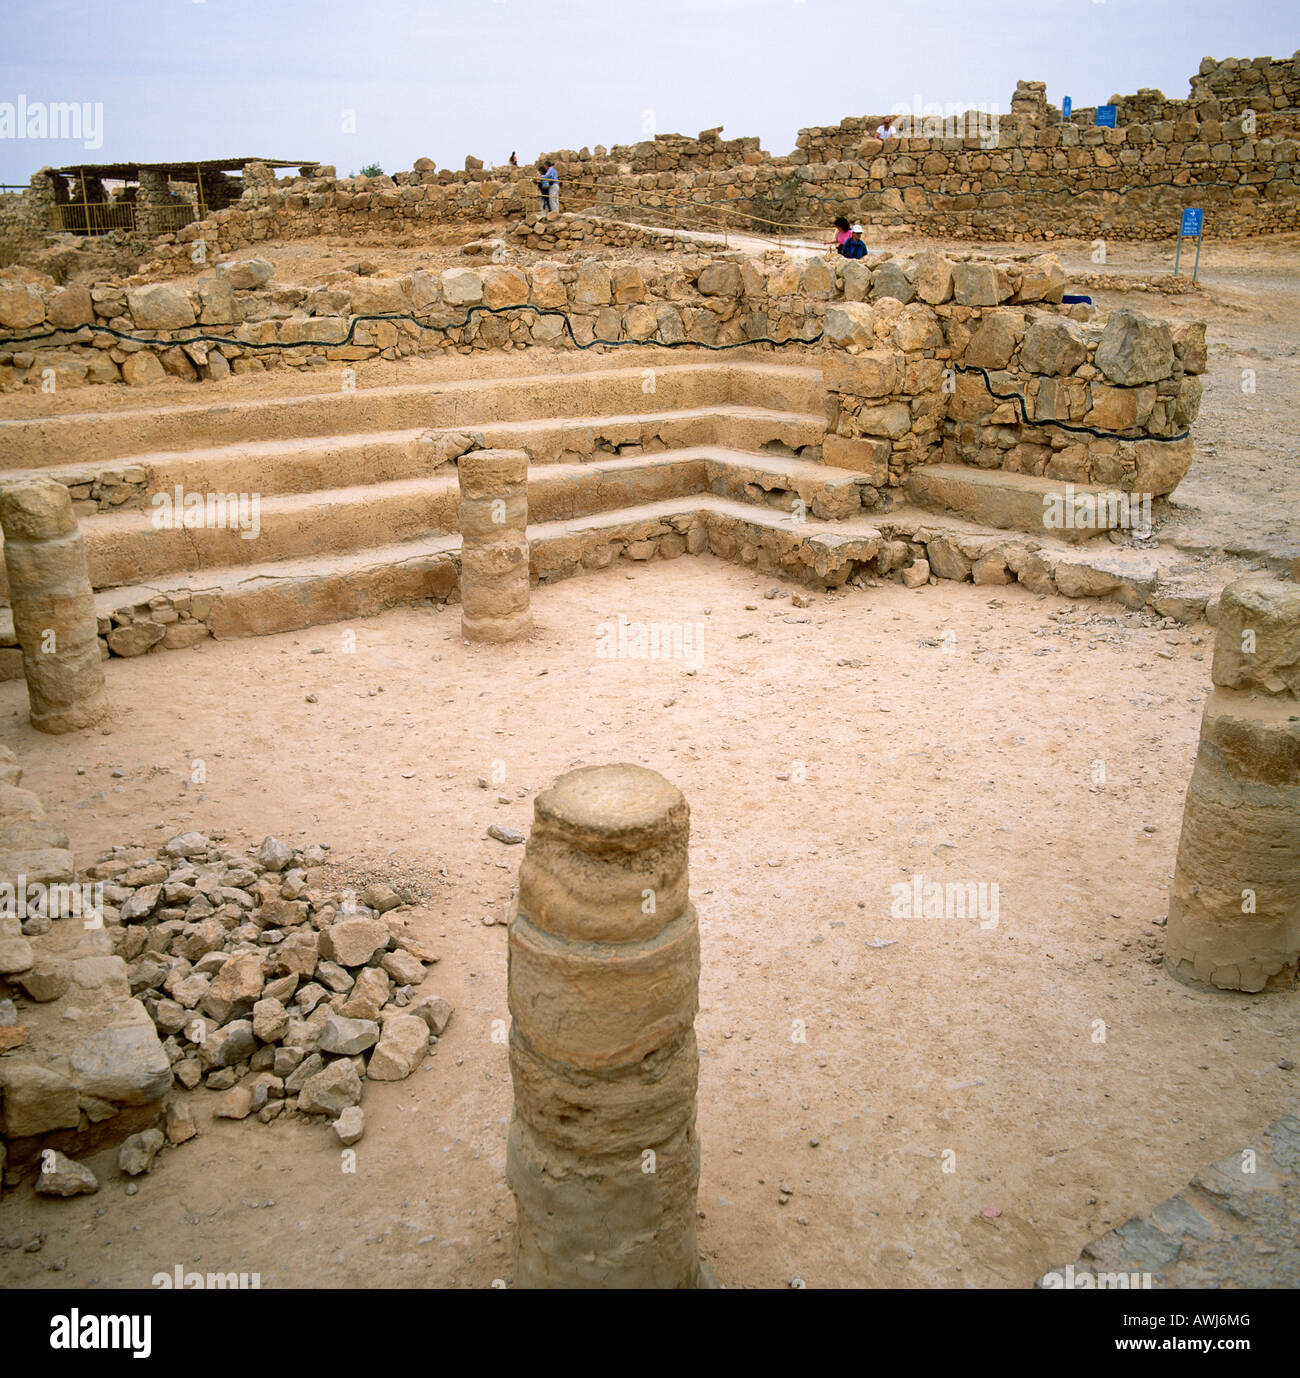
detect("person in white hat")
(838, 223), (868, 259)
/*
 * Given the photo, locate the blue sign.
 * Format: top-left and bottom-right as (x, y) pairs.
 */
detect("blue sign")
(1062, 96), (1072, 119)
(1096, 104), (1117, 128)
(1180, 207), (1203, 237)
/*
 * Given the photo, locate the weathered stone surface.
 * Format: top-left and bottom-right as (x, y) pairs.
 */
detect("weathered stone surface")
(197, 1018), (256, 1071)
(379, 948), (425, 986)
(508, 764), (701, 1288)
(297, 1058), (363, 1115)
(36, 1150), (98, 1197)
(215, 258), (273, 290)
(822, 303), (875, 350)
(458, 449), (531, 643)
(320, 916), (389, 967)
(318, 1012), (379, 1055)
(333, 1105), (365, 1144)
(1165, 574), (1300, 993)
(1021, 316), (1088, 375)
(127, 283), (196, 330)
(365, 1013), (428, 1080)
(70, 1018), (172, 1104)
(0, 1061), (81, 1136)
(165, 1097), (198, 1144)
(0, 478), (110, 734)
(252, 996), (288, 1043)
(118, 1127), (165, 1176)
(409, 995), (453, 1036)
(951, 263), (1012, 306)
(1211, 575), (1300, 696)
(912, 251), (954, 305)
(0, 281), (46, 329)
(1095, 307), (1175, 385)
(201, 951), (264, 1022)
(257, 835), (293, 872)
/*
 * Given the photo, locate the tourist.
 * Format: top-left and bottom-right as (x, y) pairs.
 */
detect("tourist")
(831, 215), (852, 250)
(508, 150), (518, 166)
(537, 161), (560, 213)
(838, 223), (868, 259)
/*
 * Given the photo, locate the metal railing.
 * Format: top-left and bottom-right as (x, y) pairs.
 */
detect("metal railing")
(51, 201), (136, 233)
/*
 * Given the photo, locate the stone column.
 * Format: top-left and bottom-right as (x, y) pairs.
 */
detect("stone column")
(1164, 575), (1300, 992)
(506, 764), (703, 1288)
(136, 169), (171, 238)
(0, 479), (109, 734)
(457, 449), (531, 643)
(25, 169), (60, 233)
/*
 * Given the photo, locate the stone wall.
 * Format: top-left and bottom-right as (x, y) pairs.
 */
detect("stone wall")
(821, 252), (1203, 504)
(2, 54), (1288, 263)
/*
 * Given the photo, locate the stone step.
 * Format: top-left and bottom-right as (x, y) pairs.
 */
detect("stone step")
(905, 464), (1151, 543)
(16, 489), (1241, 669)
(0, 359), (825, 469)
(89, 494), (886, 647)
(10, 405), (827, 504)
(31, 448), (869, 595)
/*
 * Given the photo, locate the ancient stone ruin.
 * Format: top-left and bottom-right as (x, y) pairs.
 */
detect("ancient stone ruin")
(457, 450), (532, 643)
(507, 765), (702, 1287)
(0, 478), (109, 734)
(1164, 575), (1300, 992)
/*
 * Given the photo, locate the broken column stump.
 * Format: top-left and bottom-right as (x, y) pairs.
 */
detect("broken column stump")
(1164, 574), (1300, 992)
(506, 763), (703, 1287)
(0, 478), (109, 734)
(457, 449), (531, 643)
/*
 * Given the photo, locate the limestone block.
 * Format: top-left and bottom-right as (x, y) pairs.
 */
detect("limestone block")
(458, 449), (531, 643)
(1095, 308), (1175, 385)
(1211, 575), (1300, 696)
(441, 268), (484, 307)
(912, 252), (954, 304)
(126, 284), (196, 330)
(963, 310), (1025, 370)
(0, 282), (46, 329)
(951, 263), (1013, 306)
(1021, 317), (1088, 375)
(823, 347), (899, 397)
(1165, 574), (1300, 992)
(507, 764), (702, 1289)
(214, 258), (273, 290)
(0, 478), (109, 734)
(822, 303), (876, 350)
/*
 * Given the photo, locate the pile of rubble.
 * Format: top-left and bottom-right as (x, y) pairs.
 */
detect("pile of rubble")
(66, 830), (452, 1177)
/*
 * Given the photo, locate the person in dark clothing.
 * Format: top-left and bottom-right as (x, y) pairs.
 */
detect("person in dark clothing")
(838, 223), (868, 258)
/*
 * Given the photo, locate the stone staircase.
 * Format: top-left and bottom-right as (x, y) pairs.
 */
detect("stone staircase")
(0, 355), (1227, 662)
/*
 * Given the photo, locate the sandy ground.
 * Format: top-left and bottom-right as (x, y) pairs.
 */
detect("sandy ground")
(0, 561), (1297, 1289)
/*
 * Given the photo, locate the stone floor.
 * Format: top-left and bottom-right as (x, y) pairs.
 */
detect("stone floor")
(1039, 1100), (1300, 1288)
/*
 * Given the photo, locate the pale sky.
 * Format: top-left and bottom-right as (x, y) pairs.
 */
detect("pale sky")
(0, 0), (1296, 184)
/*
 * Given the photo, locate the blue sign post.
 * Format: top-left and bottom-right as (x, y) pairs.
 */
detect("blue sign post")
(1096, 104), (1117, 128)
(1174, 207), (1204, 282)
(1061, 96), (1072, 124)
